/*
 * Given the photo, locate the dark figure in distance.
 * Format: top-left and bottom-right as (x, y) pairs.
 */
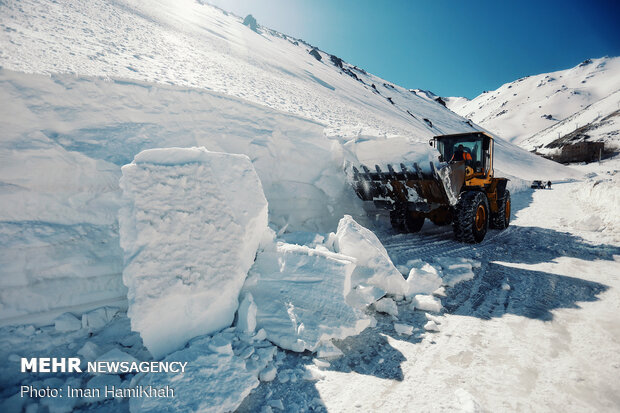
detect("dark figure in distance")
(547, 180), (552, 189)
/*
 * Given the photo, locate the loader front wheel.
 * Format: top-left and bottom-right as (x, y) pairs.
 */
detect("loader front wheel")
(453, 191), (489, 243)
(490, 190), (511, 229)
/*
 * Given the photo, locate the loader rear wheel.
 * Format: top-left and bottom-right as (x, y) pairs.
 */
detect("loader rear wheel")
(453, 191), (489, 243)
(490, 190), (511, 229)
(390, 208), (424, 233)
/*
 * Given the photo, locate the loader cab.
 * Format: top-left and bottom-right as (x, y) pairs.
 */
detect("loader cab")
(431, 132), (494, 182)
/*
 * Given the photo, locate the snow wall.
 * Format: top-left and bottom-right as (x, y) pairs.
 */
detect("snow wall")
(0, 69), (578, 324)
(0, 70), (362, 325)
(119, 147), (268, 358)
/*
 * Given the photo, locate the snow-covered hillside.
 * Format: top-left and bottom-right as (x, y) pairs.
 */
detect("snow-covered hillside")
(446, 57), (620, 144)
(521, 90), (620, 155)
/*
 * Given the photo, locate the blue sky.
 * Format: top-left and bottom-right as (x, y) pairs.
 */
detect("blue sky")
(208, 0), (619, 99)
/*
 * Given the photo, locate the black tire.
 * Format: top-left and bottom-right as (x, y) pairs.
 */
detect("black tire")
(490, 190), (511, 230)
(390, 207), (424, 233)
(453, 191), (489, 243)
(390, 209), (406, 232)
(404, 214), (425, 233)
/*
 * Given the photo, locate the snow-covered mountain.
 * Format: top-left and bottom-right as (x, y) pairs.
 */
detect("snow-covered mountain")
(445, 57), (620, 145)
(521, 89), (620, 156)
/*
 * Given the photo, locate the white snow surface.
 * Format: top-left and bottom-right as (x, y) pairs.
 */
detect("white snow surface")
(0, 0), (578, 322)
(446, 57), (620, 145)
(242, 242), (372, 352)
(119, 147), (268, 358)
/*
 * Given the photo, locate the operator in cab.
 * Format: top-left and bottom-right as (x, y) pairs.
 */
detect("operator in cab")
(451, 144), (472, 162)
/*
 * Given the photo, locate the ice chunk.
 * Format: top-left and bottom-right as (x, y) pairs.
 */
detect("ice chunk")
(424, 320), (440, 332)
(131, 332), (274, 413)
(334, 215), (408, 295)
(411, 295), (443, 313)
(54, 313), (82, 332)
(394, 323), (414, 336)
(77, 342), (101, 360)
(346, 284), (386, 309)
(243, 242), (372, 352)
(259, 364), (277, 382)
(406, 259), (443, 296)
(81, 307), (119, 331)
(237, 293), (258, 335)
(119, 147), (268, 359)
(374, 297), (398, 316)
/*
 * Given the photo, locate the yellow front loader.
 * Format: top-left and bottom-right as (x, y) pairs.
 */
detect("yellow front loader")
(350, 132), (510, 243)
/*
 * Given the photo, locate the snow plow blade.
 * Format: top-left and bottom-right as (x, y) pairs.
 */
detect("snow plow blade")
(349, 161), (465, 212)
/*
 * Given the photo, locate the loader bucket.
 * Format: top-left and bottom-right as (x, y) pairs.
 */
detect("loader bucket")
(350, 161), (465, 212)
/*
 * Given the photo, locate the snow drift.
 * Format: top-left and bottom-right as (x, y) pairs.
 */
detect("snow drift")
(119, 147), (268, 358)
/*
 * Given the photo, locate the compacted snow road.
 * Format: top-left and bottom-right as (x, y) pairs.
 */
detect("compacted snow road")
(239, 178), (620, 412)
(303, 181), (620, 412)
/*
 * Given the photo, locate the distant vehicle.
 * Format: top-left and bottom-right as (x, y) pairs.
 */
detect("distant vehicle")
(531, 180), (545, 189)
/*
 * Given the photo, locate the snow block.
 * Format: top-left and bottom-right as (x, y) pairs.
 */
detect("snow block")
(243, 243), (372, 352)
(334, 215), (408, 296)
(406, 259), (443, 296)
(119, 147), (268, 359)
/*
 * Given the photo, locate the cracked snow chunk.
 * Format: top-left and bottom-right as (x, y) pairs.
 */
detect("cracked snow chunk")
(334, 215), (408, 296)
(405, 259), (443, 296)
(411, 294), (443, 313)
(77, 342), (101, 360)
(54, 312), (82, 332)
(394, 323), (414, 336)
(131, 332), (275, 413)
(259, 364), (277, 382)
(434, 257), (480, 286)
(119, 147), (268, 359)
(243, 242), (372, 352)
(81, 307), (119, 331)
(424, 320), (440, 332)
(374, 297), (398, 316)
(347, 284), (386, 309)
(268, 399), (285, 410)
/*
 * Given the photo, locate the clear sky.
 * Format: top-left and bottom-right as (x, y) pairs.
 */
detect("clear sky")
(208, 0), (620, 99)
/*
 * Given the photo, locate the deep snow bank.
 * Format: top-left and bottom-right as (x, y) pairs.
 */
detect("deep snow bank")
(119, 147), (268, 358)
(0, 69), (363, 325)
